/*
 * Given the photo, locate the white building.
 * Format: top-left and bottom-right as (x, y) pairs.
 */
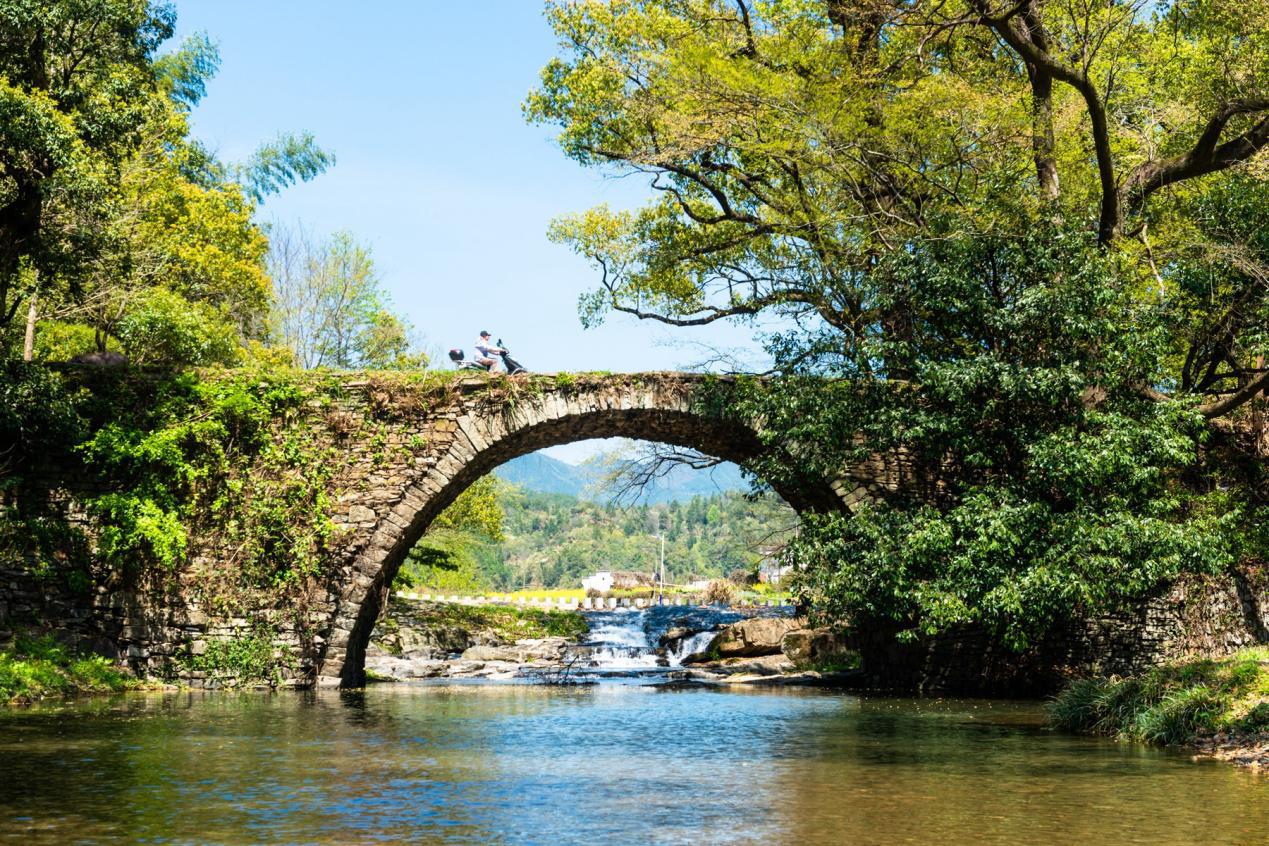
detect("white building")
(582, 570), (657, 593)
(582, 571), (615, 593)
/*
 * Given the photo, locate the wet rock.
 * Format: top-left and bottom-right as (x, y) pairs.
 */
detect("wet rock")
(365, 656), (447, 680)
(515, 637), (570, 661)
(683, 653), (796, 677)
(461, 645), (523, 663)
(710, 617), (804, 658)
(781, 627), (851, 666)
(444, 661), (487, 677)
(460, 637), (570, 664)
(659, 627), (692, 647)
(404, 624), (473, 655)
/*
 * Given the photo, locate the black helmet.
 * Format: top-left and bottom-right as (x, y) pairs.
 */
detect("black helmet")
(447, 348), (464, 362)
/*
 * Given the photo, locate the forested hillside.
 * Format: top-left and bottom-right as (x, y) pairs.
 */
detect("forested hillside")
(400, 486), (797, 593)
(494, 450), (748, 504)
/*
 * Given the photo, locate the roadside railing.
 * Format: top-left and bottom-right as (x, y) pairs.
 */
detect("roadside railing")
(392, 591), (793, 610)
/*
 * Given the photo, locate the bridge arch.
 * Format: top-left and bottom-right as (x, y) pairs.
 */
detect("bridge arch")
(318, 374), (847, 687)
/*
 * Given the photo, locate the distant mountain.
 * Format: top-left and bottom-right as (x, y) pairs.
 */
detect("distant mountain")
(494, 452), (750, 504)
(494, 452), (589, 497)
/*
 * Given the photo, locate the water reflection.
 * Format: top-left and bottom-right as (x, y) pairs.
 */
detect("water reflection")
(0, 686), (1262, 845)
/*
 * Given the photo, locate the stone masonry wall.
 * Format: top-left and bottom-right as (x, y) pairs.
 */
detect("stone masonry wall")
(0, 369), (855, 687)
(848, 564), (1269, 696)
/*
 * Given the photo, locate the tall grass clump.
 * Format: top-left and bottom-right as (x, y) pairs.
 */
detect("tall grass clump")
(0, 634), (130, 703)
(1048, 648), (1269, 745)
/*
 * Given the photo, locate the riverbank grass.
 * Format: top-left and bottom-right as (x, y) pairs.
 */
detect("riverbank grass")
(1048, 648), (1269, 745)
(393, 601), (588, 642)
(0, 634), (131, 703)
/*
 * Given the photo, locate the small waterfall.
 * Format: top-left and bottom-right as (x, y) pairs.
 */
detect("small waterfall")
(667, 630), (717, 667)
(573, 604), (776, 675)
(576, 609), (663, 670)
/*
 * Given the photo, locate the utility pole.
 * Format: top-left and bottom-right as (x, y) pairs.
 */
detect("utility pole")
(658, 533), (665, 605)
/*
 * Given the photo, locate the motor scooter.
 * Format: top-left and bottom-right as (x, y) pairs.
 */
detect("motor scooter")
(447, 340), (527, 374)
(495, 339), (527, 375)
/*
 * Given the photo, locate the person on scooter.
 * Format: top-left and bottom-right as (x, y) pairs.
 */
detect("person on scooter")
(474, 331), (505, 372)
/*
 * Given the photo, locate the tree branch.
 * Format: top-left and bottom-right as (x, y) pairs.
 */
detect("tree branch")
(1121, 100), (1269, 218)
(971, 0), (1117, 241)
(1197, 369), (1269, 419)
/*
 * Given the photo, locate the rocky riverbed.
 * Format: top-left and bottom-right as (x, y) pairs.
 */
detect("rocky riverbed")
(366, 598), (857, 685)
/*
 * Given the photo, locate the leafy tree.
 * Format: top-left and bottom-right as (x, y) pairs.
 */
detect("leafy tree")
(114, 286), (241, 366)
(400, 476), (508, 590)
(3, 20), (332, 362)
(233, 132), (334, 205)
(529, 1), (1269, 645)
(0, 0), (174, 327)
(269, 225), (423, 369)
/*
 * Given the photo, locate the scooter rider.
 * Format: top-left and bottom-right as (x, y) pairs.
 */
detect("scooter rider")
(474, 331), (505, 372)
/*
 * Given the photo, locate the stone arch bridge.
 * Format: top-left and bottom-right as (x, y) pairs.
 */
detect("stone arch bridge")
(4, 370), (908, 689)
(316, 372), (895, 686)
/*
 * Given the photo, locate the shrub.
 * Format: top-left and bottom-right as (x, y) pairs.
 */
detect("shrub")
(188, 628), (287, 687)
(116, 287), (242, 366)
(0, 634), (129, 702)
(29, 320), (103, 361)
(702, 579), (737, 605)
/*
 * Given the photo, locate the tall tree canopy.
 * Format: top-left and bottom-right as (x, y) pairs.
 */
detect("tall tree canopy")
(0, 3), (337, 364)
(0, 0), (174, 326)
(530, 0), (1269, 645)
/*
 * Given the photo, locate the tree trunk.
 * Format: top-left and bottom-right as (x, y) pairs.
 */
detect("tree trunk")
(22, 288), (36, 361)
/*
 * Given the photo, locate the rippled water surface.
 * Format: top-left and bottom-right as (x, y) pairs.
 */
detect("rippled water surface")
(0, 685), (1264, 845)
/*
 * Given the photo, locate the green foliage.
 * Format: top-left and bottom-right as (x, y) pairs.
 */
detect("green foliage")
(743, 230), (1256, 647)
(185, 627), (288, 687)
(0, 634), (130, 703)
(400, 601), (588, 643)
(432, 475), (506, 540)
(1049, 648), (1269, 745)
(153, 32), (221, 109)
(18, 320), (103, 361)
(0, 363), (85, 462)
(234, 131), (335, 204)
(0, 514), (91, 593)
(0, 0), (175, 324)
(115, 287), (243, 366)
(532, 1), (1269, 651)
(87, 493), (187, 570)
(400, 476), (508, 591)
(0, 367), (335, 587)
(0, 10), (337, 366)
(269, 227), (424, 369)
(481, 487), (793, 591)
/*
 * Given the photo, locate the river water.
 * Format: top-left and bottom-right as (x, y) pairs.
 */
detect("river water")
(0, 681), (1264, 845)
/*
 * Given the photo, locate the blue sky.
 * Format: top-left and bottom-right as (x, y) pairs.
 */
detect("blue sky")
(172, 1), (770, 385)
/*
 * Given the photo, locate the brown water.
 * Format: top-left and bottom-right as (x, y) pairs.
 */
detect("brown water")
(0, 684), (1263, 845)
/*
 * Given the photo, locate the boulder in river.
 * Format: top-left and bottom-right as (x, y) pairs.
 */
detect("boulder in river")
(364, 656), (448, 680)
(461, 645), (525, 663)
(460, 637), (571, 664)
(780, 627), (851, 666)
(659, 626), (692, 647)
(708, 617), (804, 658)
